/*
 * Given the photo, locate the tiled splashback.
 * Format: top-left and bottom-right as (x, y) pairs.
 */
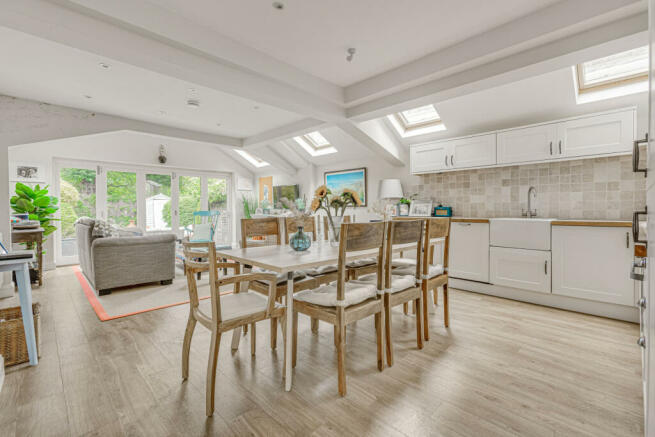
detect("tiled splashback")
(409, 155), (645, 220)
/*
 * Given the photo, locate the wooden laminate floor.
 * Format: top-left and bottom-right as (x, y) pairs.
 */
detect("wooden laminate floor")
(0, 267), (644, 436)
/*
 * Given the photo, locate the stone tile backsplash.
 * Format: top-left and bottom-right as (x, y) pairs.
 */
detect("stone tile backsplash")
(409, 155), (645, 220)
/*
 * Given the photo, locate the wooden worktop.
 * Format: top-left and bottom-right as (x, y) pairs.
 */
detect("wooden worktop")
(451, 218), (489, 223)
(550, 220), (631, 227)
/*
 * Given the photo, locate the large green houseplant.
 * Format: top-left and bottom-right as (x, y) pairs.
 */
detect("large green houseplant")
(10, 182), (59, 239)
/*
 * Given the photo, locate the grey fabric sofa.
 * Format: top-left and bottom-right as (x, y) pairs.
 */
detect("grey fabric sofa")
(75, 218), (176, 295)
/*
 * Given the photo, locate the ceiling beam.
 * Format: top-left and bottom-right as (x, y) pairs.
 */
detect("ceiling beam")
(0, 94), (241, 148)
(344, 0), (645, 107)
(1, 0), (345, 121)
(242, 118), (328, 148)
(347, 11), (648, 121)
(252, 145), (298, 176)
(337, 120), (405, 167)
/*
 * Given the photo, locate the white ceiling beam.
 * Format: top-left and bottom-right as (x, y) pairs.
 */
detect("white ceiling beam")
(344, 0), (645, 107)
(276, 140), (311, 166)
(337, 121), (405, 167)
(347, 12), (648, 121)
(1, 0), (345, 121)
(0, 94), (241, 148)
(252, 145), (298, 176)
(243, 118), (329, 148)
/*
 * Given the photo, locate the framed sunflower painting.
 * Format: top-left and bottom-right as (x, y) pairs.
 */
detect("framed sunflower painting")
(324, 167), (367, 206)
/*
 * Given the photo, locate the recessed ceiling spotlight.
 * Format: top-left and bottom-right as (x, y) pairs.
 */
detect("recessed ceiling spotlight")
(272, 2), (284, 10)
(216, 122), (221, 127)
(346, 48), (356, 62)
(98, 62), (110, 69)
(83, 94), (93, 99)
(159, 110), (167, 116)
(186, 99), (200, 109)
(253, 105), (260, 110)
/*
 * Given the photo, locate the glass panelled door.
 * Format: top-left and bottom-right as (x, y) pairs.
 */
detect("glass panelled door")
(57, 165), (97, 264)
(106, 170), (138, 228)
(178, 175), (202, 235)
(145, 173), (172, 232)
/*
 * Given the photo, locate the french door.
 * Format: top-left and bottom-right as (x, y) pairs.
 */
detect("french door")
(54, 160), (232, 265)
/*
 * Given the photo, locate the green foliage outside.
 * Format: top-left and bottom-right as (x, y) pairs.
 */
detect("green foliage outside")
(10, 182), (60, 241)
(59, 168), (96, 238)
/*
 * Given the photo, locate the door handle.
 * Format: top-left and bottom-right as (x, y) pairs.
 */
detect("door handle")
(444, 155), (448, 167)
(632, 208), (647, 244)
(544, 260), (548, 275)
(549, 141), (552, 155)
(638, 336), (646, 348)
(558, 140), (562, 155)
(450, 155), (454, 166)
(633, 134), (648, 177)
(626, 231), (630, 249)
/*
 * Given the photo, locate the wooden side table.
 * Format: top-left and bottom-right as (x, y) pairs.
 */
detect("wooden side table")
(11, 227), (44, 287)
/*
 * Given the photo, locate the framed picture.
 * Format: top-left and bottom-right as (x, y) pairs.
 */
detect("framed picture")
(324, 167), (367, 206)
(258, 176), (273, 204)
(397, 203), (409, 216)
(409, 200), (432, 217)
(237, 176), (253, 191)
(11, 162), (45, 183)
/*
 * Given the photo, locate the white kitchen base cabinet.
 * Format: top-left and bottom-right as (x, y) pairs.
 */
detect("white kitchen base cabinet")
(489, 247), (551, 293)
(552, 226), (634, 306)
(449, 221), (489, 282)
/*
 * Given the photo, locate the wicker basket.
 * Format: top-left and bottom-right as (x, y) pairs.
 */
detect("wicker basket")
(0, 303), (41, 367)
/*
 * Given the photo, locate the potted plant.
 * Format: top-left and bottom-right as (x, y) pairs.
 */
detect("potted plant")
(10, 182), (59, 282)
(311, 185), (363, 246)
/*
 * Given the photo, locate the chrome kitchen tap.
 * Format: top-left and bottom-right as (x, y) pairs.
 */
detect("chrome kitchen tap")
(522, 186), (537, 218)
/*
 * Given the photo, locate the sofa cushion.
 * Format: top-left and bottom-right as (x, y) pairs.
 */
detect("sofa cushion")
(92, 218), (118, 238)
(295, 281), (377, 307)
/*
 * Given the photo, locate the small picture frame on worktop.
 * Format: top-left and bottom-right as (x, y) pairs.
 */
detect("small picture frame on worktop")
(408, 200), (432, 217)
(397, 203), (409, 216)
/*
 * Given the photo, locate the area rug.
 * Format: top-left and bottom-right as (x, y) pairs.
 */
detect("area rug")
(74, 266), (231, 321)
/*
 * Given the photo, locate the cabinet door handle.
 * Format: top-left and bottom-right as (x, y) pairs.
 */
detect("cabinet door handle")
(638, 336), (646, 348)
(544, 260), (548, 275)
(633, 208), (647, 244)
(444, 155), (448, 167)
(549, 141), (552, 155)
(626, 231), (630, 248)
(633, 134), (648, 177)
(558, 140), (562, 154)
(450, 155), (454, 166)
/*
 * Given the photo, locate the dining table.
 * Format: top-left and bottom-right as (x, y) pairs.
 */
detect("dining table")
(214, 240), (420, 391)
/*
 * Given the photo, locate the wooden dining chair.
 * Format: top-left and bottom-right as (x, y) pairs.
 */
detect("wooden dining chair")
(392, 217), (451, 339)
(322, 215), (377, 280)
(181, 241), (286, 416)
(293, 222), (386, 396)
(241, 217), (316, 349)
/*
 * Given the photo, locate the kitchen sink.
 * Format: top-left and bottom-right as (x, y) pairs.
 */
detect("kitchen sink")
(489, 218), (554, 250)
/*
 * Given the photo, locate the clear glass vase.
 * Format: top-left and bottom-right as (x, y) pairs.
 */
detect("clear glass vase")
(289, 225), (311, 252)
(327, 216), (344, 247)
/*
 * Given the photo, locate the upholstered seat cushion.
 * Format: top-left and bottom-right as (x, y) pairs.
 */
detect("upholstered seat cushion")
(391, 258), (417, 268)
(303, 264), (338, 276)
(294, 281), (377, 307)
(394, 264), (444, 278)
(351, 273), (417, 293)
(199, 291), (282, 321)
(252, 267), (306, 284)
(346, 257), (377, 268)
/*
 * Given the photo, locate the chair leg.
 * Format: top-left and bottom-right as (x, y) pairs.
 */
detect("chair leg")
(182, 314), (196, 380)
(292, 311), (298, 368)
(403, 302), (408, 315)
(270, 318), (277, 350)
(231, 326), (242, 351)
(443, 283), (449, 328)
(422, 286), (430, 341)
(280, 314), (287, 377)
(244, 324), (248, 334)
(375, 312), (384, 371)
(205, 329), (221, 417)
(251, 323), (256, 356)
(384, 294), (393, 367)
(433, 287), (439, 305)
(412, 300), (417, 315)
(311, 317), (319, 333)
(334, 325), (346, 346)
(415, 297), (423, 350)
(336, 321), (347, 396)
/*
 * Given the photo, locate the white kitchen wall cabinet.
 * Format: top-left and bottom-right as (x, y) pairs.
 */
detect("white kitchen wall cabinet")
(552, 225), (634, 306)
(449, 221), (490, 282)
(558, 110), (634, 158)
(410, 134), (495, 174)
(410, 142), (449, 173)
(489, 247), (551, 293)
(497, 124), (559, 165)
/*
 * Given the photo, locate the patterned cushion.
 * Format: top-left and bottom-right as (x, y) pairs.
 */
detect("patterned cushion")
(394, 264), (444, 278)
(295, 281), (377, 307)
(91, 218), (118, 238)
(351, 273), (417, 293)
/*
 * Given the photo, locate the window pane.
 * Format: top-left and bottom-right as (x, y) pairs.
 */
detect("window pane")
(145, 174), (172, 231)
(306, 131), (330, 147)
(400, 104), (440, 126)
(581, 46), (648, 86)
(106, 171), (137, 228)
(208, 178), (227, 212)
(59, 168), (96, 257)
(179, 175), (201, 231)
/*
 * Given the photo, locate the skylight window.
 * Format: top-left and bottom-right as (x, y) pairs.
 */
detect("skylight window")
(233, 149), (269, 168)
(387, 104), (446, 138)
(577, 46), (648, 92)
(293, 131), (338, 156)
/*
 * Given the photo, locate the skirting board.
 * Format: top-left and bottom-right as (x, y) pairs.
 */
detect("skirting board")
(450, 278), (639, 323)
(0, 355), (4, 393)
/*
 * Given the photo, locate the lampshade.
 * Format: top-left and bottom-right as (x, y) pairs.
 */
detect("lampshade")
(378, 179), (404, 199)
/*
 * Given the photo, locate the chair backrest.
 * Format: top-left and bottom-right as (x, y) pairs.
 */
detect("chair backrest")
(189, 210), (221, 242)
(283, 216), (318, 244)
(322, 215), (352, 240)
(336, 222), (385, 302)
(182, 241), (213, 312)
(423, 218), (451, 272)
(240, 217), (281, 248)
(385, 220), (423, 288)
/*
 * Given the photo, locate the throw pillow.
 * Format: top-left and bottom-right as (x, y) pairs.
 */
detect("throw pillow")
(92, 219), (118, 238)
